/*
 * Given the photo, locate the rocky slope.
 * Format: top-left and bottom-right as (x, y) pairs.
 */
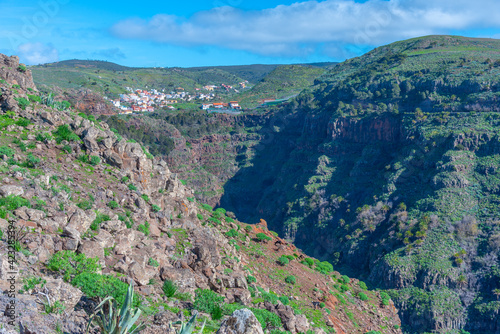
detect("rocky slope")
(0, 53), (401, 334)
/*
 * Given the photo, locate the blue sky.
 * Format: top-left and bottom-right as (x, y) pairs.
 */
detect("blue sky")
(2, 0), (500, 67)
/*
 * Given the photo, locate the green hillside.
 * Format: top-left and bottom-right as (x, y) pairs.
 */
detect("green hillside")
(237, 65), (327, 108)
(31, 63), (248, 99)
(32, 60), (335, 103)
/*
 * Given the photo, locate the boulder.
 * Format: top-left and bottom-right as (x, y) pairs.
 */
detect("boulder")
(103, 149), (123, 168)
(0, 185), (23, 197)
(129, 262), (155, 286)
(43, 278), (83, 311)
(66, 209), (96, 234)
(78, 240), (105, 261)
(217, 309), (264, 334)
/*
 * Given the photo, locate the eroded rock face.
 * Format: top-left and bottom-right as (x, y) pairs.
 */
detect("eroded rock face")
(217, 309), (264, 334)
(327, 114), (403, 143)
(0, 55), (37, 91)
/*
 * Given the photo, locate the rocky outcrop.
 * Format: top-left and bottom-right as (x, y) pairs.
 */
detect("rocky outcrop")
(217, 309), (264, 334)
(265, 302), (310, 334)
(327, 114), (404, 143)
(0, 55), (37, 91)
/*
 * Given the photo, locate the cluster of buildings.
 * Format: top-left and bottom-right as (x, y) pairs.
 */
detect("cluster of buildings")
(110, 83), (248, 114)
(201, 101), (241, 110)
(111, 88), (180, 113)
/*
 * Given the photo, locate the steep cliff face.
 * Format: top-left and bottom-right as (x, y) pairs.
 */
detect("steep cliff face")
(219, 106), (500, 333)
(327, 114), (404, 143)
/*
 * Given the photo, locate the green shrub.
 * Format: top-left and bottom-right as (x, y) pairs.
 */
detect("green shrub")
(245, 225), (252, 233)
(358, 292), (369, 301)
(201, 203), (212, 211)
(358, 281), (368, 290)
(246, 275), (257, 284)
(28, 94), (41, 103)
(17, 64), (27, 72)
(339, 284), (349, 292)
(315, 261), (333, 275)
(211, 304), (224, 320)
(175, 292), (192, 302)
(137, 222), (150, 236)
(0, 146), (14, 157)
(77, 200), (93, 210)
(197, 213), (204, 221)
(319, 302), (326, 308)
(15, 97), (29, 110)
(15, 118), (30, 127)
(162, 280), (178, 297)
(285, 275), (296, 285)
(46, 251), (100, 282)
(121, 176), (130, 183)
(0, 195), (30, 218)
(278, 296), (289, 305)
(256, 233), (272, 242)
(194, 288), (224, 318)
(62, 144), (72, 154)
(90, 213), (110, 231)
(278, 255), (290, 266)
(128, 183), (137, 191)
(107, 200), (119, 209)
(380, 291), (391, 305)
(152, 204), (161, 212)
(380, 291), (390, 301)
(180, 179), (187, 186)
(302, 258), (314, 268)
(251, 308), (282, 329)
(148, 258), (159, 267)
(141, 194), (150, 202)
(20, 276), (46, 294)
(258, 288), (279, 304)
(89, 155), (100, 165)
(53, 125), (79, 144)
(208, 217), (221, 225)
(341, 275), (350, 284)
(22, 153), (40, 168)
(225, 228), (239, 238)
(71, 272), (140, 307)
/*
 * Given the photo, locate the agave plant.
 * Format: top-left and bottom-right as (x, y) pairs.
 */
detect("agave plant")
(86, 281), (145, 334)
(174, 313), (206, 334)
(41, 93), (55, 108)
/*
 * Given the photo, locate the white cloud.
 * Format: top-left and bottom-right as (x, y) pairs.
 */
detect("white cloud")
(111, 0), (500, 58)
(17, 42), (58, 65)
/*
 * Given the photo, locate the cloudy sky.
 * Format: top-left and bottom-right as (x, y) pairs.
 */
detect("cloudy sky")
(1, 0), (500, 67)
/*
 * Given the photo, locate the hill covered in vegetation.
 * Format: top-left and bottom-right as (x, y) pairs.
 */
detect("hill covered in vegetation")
(31, 60), (334, 107)
(238, 65), (327, 108)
